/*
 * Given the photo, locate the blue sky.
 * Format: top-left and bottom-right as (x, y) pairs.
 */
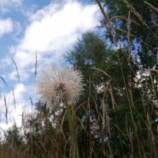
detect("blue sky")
(0, 0), (100, 132)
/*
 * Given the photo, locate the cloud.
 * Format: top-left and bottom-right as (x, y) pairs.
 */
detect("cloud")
(9, 0), (99, 80)
(0, 18), (13, 36)
(21, 2), (98, 53)
(0, 0), (22, 7)
(0, 83), (34, 131)
(0, 0), (22, 13)
(0, 83), (26, 115)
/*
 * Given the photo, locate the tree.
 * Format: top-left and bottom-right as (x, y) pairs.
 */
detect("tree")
(5, 125), (23, 148)
(98, 0), (158, 67)
(66, 31), (158, 157)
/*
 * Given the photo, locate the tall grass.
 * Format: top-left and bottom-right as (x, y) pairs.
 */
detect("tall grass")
(1, 66), (158, 158)
(0, 1), (158, 158)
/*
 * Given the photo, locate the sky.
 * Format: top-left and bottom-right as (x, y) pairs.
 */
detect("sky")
(0, 0), (100, 135)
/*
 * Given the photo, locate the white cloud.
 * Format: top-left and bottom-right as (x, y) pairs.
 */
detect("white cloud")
(21, 2), (98, 53)
(0, 18), (13, 36)
(0, 83), (26, 114)
(9, 0), (99, 80)
(0, 0), (21, 7)
(0, 0), (22, 13)
(0, 83), (34, 130)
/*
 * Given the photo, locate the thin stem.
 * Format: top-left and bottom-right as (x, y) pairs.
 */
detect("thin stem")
(66, 103), (79, 158)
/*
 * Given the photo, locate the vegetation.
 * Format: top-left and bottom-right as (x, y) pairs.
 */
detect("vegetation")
(0, 0), (158, 158)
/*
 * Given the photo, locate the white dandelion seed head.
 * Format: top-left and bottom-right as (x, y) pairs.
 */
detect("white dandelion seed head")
(36, 64), (83, 110)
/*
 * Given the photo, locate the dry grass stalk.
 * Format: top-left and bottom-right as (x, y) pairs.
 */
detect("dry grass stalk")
(96, 0), (117, 45)
(122, 0), (158, 40)
(11, 56), (20, 83)
(144, 1), (158, 14)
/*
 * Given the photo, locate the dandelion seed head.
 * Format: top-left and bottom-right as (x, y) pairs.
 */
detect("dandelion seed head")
(36, 64), (83, 110)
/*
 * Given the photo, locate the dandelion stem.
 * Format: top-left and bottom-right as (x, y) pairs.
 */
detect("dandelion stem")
(66, 103), (79, 158)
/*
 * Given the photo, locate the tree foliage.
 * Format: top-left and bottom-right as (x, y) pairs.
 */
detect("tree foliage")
(100, 0), (158, 67)
(66, 31), (158, 157)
